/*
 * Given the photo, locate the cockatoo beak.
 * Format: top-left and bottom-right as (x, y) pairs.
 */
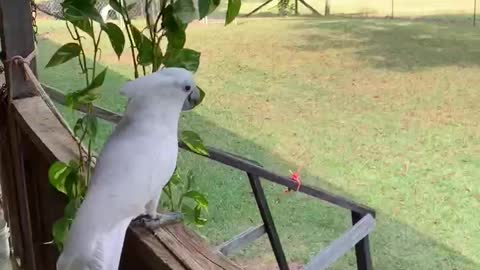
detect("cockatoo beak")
(182, 86), (201, 111)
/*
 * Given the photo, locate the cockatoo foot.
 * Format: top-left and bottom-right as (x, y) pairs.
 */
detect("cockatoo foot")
(132, 212), (183, 230)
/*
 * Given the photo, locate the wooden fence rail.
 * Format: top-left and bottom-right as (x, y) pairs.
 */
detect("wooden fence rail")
(44, 83), (376, 270)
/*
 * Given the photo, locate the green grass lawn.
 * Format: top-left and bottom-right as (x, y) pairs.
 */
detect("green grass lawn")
(36, 15), (479, 269)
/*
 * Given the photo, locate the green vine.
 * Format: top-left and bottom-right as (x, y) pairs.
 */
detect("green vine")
(46, 0), (241, 250)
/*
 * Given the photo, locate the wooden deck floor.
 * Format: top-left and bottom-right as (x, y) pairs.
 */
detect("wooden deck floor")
(122, 223), (242, 270)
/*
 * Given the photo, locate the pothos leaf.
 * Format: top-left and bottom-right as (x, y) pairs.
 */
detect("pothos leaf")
(65, 68), (107, 108)
(88, 67), (108, 91)
(48, 161), (71, 194)
(226, 0), (241, 25)
(130, 25), (154, 65)
(166, 29), (186, 53)
(62, 0), (105, 26)
(173, 0), (197, 24)
(180, 130), (208, 156)
(162, 4), (187, 54)
(169, 170), (182, 186)
(103, 22), (125, 59)
(199, 0), (220, 19)
(163, 48), (201, 72)
(64, 7), (94, 38)
(109, 0), (125, 15)
(46, 43), (82, 68)
(184, 190), (208, 209)
(65, 169), (79, 199)
(193, 205), (207, 226)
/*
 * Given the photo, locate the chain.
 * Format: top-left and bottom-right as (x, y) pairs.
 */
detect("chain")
(31, 0), (38, 42)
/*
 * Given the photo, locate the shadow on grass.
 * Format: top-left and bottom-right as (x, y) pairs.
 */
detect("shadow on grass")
(289, 14), (480, 71)
(37, 37), (478, 269)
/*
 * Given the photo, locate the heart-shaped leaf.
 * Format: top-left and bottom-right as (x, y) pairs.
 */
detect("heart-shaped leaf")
(180, 130), (208, 155)
(48, 161), (71, 194)
(64, 7), (94, 38)
(173, 0), (196, 24)
(109, 0), (125, 15)
(163, 48), (201, 72)
(46, 43), (82, 68)
(199, 0), (220, 19)
(63, 0), (105, 25)
(103, 23), (125, 58)
(130, 25), (154, 65)
(184, 190), (208, 209)
(226, 0), (241, 25)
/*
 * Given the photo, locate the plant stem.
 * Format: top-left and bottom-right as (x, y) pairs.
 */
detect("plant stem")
(73, 26), (89, 85)
(77, 127), (88, 173)
(177, 192), (184, 210)
(122, 0), (140, 78)
(86, 128), (92, 186)
(92, 30), (103, 79)
(145, 0), (157, 69)
(167, 184), (175, 211)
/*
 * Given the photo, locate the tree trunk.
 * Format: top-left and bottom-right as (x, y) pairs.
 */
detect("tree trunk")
(325, 0), (330, 16)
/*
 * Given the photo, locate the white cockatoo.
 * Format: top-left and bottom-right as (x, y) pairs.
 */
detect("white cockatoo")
(56, 67), (201, 270)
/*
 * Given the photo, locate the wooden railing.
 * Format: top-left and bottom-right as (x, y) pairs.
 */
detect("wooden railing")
(44, 84), (376, 270)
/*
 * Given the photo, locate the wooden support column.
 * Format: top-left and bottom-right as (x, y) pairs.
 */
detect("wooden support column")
(0, 1), (39, 269)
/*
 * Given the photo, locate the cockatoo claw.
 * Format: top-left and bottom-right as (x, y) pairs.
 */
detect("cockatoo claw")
(132, 212), (183, 230)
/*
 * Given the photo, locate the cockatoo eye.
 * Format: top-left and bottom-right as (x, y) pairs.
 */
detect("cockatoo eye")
(184, 85), (191, 92)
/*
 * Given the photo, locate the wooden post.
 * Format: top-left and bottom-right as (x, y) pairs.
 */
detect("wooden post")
(0, 0), (36, 99)
(325, 0), (330, 16)
(0, 1), (41, 269)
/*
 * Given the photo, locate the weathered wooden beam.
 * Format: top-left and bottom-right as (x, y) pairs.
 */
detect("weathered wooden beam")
(0, 0), (37, 99)
(304, 214), (375, 270)
(216, 224), (265, 256)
